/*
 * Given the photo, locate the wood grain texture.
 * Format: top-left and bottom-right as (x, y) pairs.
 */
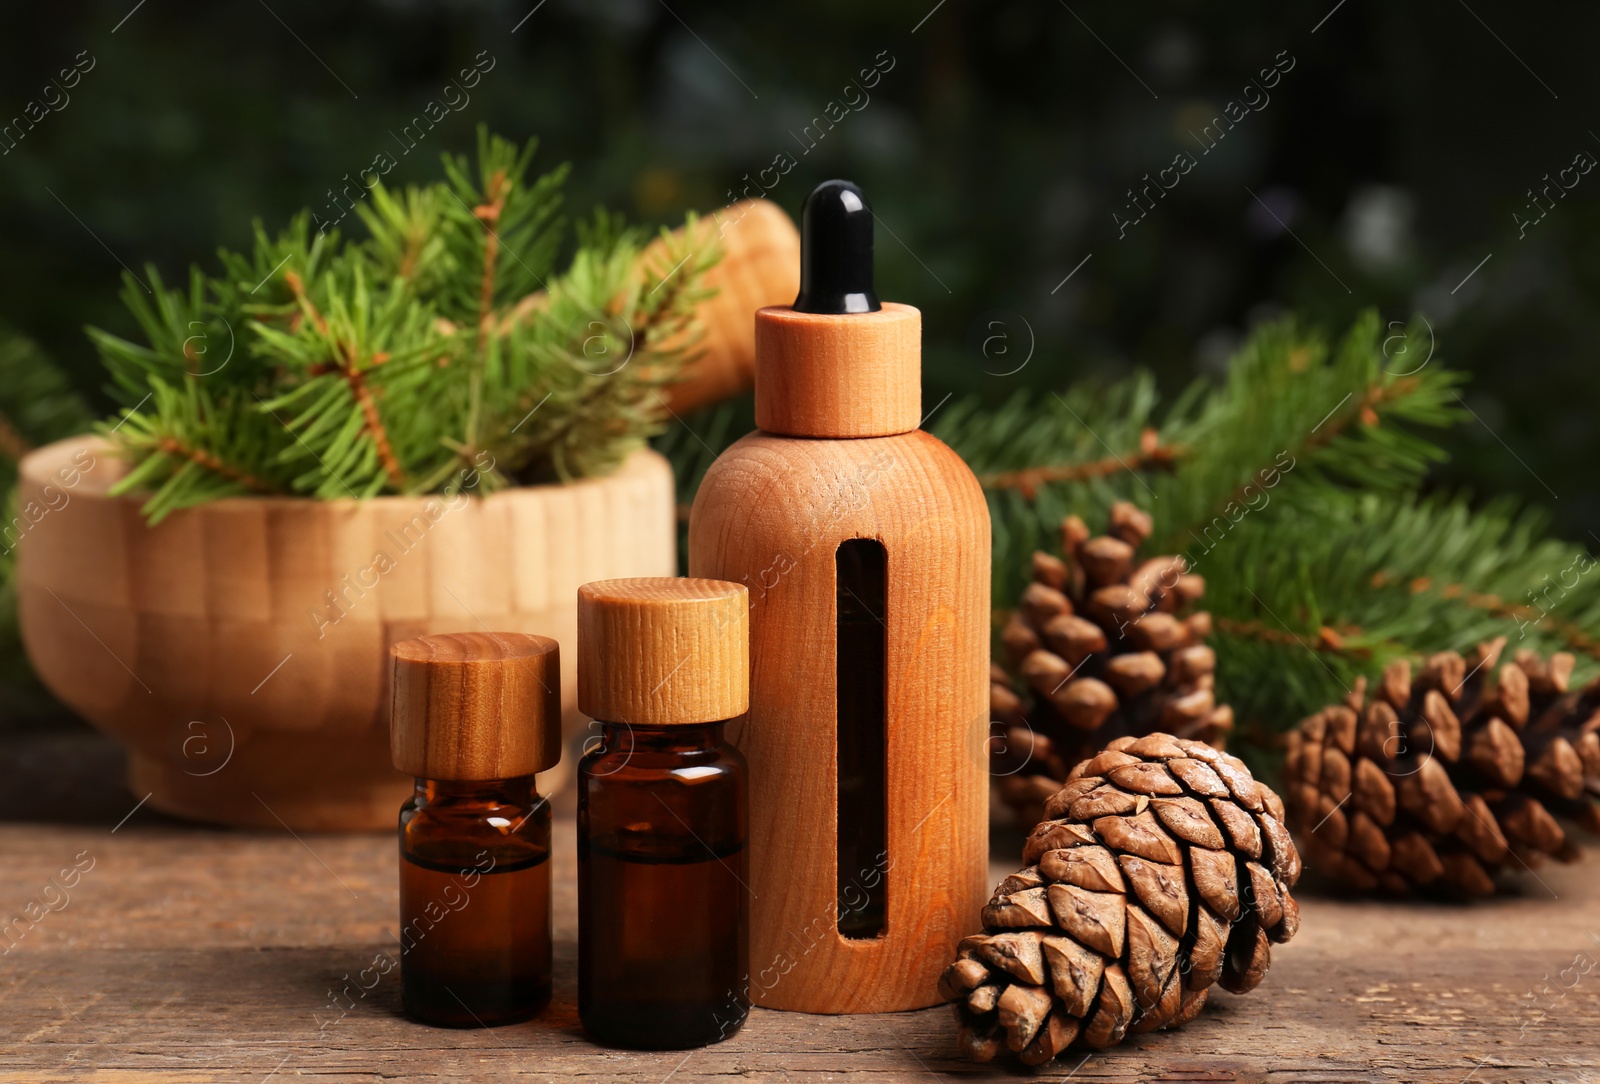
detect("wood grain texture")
(654, 199), (801, 415)
(687, 428), (992, 1013)
(753, 304), (922, 438)
(390, 632), (562, 780)
(1, 727), (1597, 1084)
(576, 578), (749, 726)
(15, 437), (675, 830)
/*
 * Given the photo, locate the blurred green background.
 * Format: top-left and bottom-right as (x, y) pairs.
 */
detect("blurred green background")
(3, 0), (1596, 529)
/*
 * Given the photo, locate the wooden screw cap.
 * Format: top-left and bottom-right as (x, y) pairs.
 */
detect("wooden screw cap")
(390, 632), (562, 780)
(754, 302), (921, 438)
(577, 578), (749, 726)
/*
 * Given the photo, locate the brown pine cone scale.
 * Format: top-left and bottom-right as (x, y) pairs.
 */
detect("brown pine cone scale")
(943, 734), (1301, 1066)
(993, 503), (1233, 831)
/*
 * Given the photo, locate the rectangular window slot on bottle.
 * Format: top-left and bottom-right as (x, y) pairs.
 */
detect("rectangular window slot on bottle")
(835, 537), (887, 940)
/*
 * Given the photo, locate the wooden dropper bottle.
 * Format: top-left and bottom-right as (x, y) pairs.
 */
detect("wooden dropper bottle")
(688, 180), (991, 1013)
(390, 632), (561, 1027)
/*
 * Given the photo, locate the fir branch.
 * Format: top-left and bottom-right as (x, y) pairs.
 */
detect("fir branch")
(978, 427), (1182, 498)
(1303, 374), (1424, 452)
(283, 269), (332, 338)
(918, 312), (1596, 779)
(1213, 616), (1376, 659)
(154, 436), (279, 494)
(950, 315), (1458, 516)
(103, 376), (296, 518)
(281, 269), (406, 489)
(350, 371), (401, 487)
(933, 312), (1467, 609)
(91, 126), (722, 522)
(1369, 569), (1600, 662)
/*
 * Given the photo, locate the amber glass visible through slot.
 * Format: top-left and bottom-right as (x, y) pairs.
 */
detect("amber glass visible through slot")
(835, 537), (887, 939)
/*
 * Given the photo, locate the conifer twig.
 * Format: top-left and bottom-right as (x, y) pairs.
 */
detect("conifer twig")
(1214, 616), (1372, 657)
(349, 371), (402, 485)
(86, 129), (715, 517)
(155, 436), (278, 494)
(283, 270), (405, 487)
(1303, 376), (1421, 451)
(978, 428), (1182, 498)
(976, 376), (1418, 502)
(1371, 570), (1600, 661)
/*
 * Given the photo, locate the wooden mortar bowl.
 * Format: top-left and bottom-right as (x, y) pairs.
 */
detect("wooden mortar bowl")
(15, 436), (675, 830)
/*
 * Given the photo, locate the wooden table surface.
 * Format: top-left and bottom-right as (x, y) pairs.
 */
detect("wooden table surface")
(2, 728), (1598, 1084)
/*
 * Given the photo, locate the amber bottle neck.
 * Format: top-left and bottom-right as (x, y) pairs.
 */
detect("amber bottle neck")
(596, 720), (731, 752)
(412, 774), (541, 805)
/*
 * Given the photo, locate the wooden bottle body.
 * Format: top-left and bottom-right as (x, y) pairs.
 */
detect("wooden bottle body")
(688, 428), (990, 1013)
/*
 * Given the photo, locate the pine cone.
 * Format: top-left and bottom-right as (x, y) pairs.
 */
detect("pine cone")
(1284, 639), (1600, 898)
(944, 733), (1301, 1066)
(993, 502), (1232, 831)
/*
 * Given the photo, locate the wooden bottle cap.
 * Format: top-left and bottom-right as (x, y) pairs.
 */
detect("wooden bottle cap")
(753, 302), (921, 438)
(577, 578), (749, 726)
(390, 632), (562, 780)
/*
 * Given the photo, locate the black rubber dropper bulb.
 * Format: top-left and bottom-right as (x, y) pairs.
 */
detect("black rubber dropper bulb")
(793, 179), (881, 314)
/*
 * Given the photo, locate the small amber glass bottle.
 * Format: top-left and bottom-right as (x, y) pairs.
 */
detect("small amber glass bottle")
(390, 631), (562, 1028)
(576, 578), (751, 1049)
